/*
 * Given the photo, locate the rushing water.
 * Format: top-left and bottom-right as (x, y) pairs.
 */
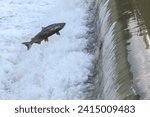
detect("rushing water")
(85, 0), (150, 100)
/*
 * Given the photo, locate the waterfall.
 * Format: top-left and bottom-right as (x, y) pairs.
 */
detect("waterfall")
(86, 0), (150, 100)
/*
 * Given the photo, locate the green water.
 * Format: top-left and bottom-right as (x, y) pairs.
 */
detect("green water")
(136, 0), (150, 34)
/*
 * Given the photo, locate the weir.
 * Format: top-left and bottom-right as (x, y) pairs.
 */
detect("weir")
(85, 0), (150, 99)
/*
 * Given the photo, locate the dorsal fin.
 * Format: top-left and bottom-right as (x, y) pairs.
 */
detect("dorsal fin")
(41, 27), (45, 30)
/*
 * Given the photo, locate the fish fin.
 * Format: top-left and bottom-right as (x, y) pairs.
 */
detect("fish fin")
(44, 38), (48, 42)
(22, 42), (32, 50)
(56, 31), (60, 35)
(35, 41), (41, 44)
(41, 27), (45, 30)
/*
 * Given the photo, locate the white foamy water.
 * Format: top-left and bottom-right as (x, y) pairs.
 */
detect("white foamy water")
(0, 0), (92, 99)
(127, 17), (150, 99)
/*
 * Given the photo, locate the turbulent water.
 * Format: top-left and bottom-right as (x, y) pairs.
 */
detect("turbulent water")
(85, 0), (150, 100)
(0, 0), (91, 99)
(0, 0), (150, 100)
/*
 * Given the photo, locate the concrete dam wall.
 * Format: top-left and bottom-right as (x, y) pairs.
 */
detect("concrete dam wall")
(85, 0), (150, 100)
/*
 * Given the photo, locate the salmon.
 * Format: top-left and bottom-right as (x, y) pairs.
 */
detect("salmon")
(22, 23), (65, 50)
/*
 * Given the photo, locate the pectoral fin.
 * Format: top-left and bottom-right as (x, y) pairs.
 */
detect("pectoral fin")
(35, 41), (41, 44)
(44, 38), (48, 42)
(56, 32), (60, 35)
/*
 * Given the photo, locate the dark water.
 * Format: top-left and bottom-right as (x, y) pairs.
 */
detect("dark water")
(85, 0), (150, 100)
(137, 0), (150, 34)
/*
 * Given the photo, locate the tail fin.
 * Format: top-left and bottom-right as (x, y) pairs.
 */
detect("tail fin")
(22, 42), (32, 50)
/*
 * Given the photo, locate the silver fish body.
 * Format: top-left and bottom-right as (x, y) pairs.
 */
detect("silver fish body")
(22, 23), (65, 50)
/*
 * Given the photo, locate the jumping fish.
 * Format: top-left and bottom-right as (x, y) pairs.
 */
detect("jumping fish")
(22, 23), (65, 50)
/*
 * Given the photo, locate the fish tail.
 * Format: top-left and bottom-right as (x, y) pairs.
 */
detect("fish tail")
(22, 42), (32, 50)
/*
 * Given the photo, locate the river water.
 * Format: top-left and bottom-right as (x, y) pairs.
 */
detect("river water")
(85, 0), (150, 100)
(0, 0), (149, 100)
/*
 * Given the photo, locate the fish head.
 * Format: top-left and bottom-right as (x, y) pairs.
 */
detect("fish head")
(54, 23), (66, 30)
(59, 23), (66, 28)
